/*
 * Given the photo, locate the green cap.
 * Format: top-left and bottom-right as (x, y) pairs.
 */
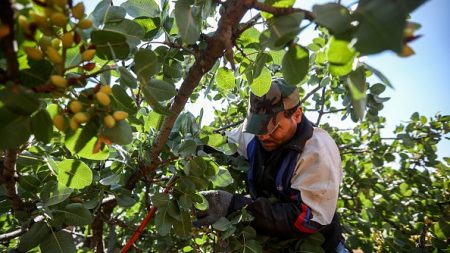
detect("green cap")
(243, 78), (300, 135)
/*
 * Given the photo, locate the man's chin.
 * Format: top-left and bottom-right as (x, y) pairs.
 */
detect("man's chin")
(261, 142), (278, 151)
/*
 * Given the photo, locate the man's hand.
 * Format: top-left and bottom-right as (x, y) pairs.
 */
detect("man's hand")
(194, 190), (233, 227)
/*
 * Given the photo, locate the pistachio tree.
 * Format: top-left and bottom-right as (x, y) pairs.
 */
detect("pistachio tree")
(1, 0), (449, 252)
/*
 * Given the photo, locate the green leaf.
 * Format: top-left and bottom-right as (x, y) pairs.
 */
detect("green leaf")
(0, 115), (31, 149)
(144, 79), (177, 101)
(91, 30), (130, 60)
(313, 3), (352, 34)
(44, 183), (74, 207)
(261, 0), (295, 20)
(363, 63), (393, 88)
(327, 37), (355, 76)
(18, 221), (52, 252)
(134, 49), (161, 79)
(282, 44), (309, 85)
(237, 28), (260, 47)
(31, 109), (52, 143)
(174, 0), (201, 45)
(56, 159), (93, 189)
(134, 17), (161, 40)
(261, 12), (304, 50)
(250, 67), (271, 97)
(19, 60), (53, 88)
(178, 194), (193, 210)
(353, 0), (425, 55)
(155, 206), (173, 236)
(91, 1), (126, 26)
(347, 67), (367, 121)
(65, 128), (109, 161)
(242, 239), (263, 253)
(178, 139), (197, 157)
(153, 192), (170, 208)
(103, 120), (133, 145)
(19, 175), (40, 192)
(111, 85), (138, 114)
(40, 230), (76, 253)
(114, 188), (137, 207)
(216, 67), (235, 90)
(172, 211), (192, 239)
(119, 66), (137, 88)
(104, 19), (145, 48)
(211, 167), (234, 187)
(212, 217), (232, 231)
(370, 83), (386, 95)
(99, 174), (120, 186)
(141, 79), (175, 115)
(0, 87), (40, 115)
(120, 0), (160, 18)
(60, 203), (93, 226)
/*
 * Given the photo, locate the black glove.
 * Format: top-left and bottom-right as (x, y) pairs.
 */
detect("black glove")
(194, 190), (233, 227)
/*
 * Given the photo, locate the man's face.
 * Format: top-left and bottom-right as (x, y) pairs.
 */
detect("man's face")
(256, 108), (302, 151)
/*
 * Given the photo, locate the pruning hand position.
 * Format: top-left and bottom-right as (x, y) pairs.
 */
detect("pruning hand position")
(194, 190), (234, 227)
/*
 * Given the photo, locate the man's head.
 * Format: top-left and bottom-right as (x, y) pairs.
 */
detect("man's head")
(243, 79), (302, 151)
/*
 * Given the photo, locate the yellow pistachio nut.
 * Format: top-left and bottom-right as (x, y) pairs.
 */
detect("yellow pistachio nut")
(77, 18), (92, 29)
(71, 2), (85, 20)
(46, 46), (63, 64)
(50, 75), (67, 88)
(61, 32), (74, 48)
(53, 114), (65, 131)
(30, 12), (49, 29)
(104, 115), (116, 128)
(18, 15), (31, 35)
(73, 112), (89, 123)
(24, 47), (44, 61)
(53, 0), (67, 8)
(50, 12), (68, 28)
(99, 85), (112, 95)
(95, 91), (111, 106)
(113, 111), (128, 121)
(69, 100), (83, 113)
(70, 117), (79, 130)
(81, 49), (96, 61)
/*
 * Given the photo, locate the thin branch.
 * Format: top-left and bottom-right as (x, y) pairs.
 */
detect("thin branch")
(1, 149), (23, 212)
(315, 87), (326, 126)
(0, 228), (26, 242)
(300, 85), (322, 105)
(253, 2), (314, 21)
(213, 120), (244, 134)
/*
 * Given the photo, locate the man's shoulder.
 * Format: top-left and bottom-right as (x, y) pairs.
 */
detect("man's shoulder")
(303, 127), (340, 155)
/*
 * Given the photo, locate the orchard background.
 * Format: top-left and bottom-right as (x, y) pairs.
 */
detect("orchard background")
(0, 0), (449, 252)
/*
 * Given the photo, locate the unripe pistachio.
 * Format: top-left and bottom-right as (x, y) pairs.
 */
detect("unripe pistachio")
(50, 75), (67, 88)
(99, 85), (112, 95)
(104, 115), (116, 128)
(38, 36), (52, 48)
(53, 114), (65, 131)
(44, 8), (54, 17)
(95, 91), (110, 106)
(72, 2), (85, 20)
(0, 24), (10, 38)
(69, 100), (82, 113)
(23, 47), (44, 61)
(50, 12), (68, 28)
(113, 111), (128, 121)
(18, 15), (31, 35)
(81, 49), (96, 61)
(61, 32), (74, 48)
(47, 46), (63, 64)
(73, 112), (89, 123)
(77, 18), (92, 29)
(70, 117), (79, 130)
(51, 38), (61, 50)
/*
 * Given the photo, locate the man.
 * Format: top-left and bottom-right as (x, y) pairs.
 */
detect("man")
(195, 79), (347, 252)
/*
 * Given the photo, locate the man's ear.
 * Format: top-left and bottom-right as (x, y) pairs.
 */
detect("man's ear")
(293, 107), (302, 123)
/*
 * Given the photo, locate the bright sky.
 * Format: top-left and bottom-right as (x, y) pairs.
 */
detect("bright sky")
(82, 0), (449, 157)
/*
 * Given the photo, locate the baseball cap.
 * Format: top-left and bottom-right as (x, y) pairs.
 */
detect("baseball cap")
(243, 78), (300, 135)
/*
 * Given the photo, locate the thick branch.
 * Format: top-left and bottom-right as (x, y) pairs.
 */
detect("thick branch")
(0, 0), (20, 84)
(253, 2), (314, 21)
(0, 227), (26, 242)
(1, 149), (23, 212)
(95, 0), (258, 249)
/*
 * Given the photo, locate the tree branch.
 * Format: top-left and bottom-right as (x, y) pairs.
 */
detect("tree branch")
(1, 149), (23, 212)
(0, 0), (20, 84)
(253, 2), (314, 21)
(0, 227), (26, 242)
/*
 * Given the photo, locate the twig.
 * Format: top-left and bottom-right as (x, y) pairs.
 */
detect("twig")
(213, 120), (244, 134)
(300, 85), (322, 105)
(315, 87), (326, 126)
(0, 228), (26, 242)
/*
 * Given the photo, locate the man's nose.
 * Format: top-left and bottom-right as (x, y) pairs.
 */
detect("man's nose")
(257, 133), (270, 141)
